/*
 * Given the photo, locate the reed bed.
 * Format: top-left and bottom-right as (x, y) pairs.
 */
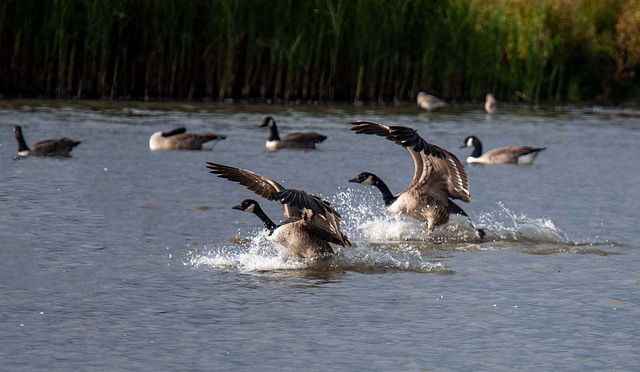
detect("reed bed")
(1, 0), (639, 103)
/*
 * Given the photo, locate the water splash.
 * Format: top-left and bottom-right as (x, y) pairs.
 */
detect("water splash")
(188, 230), (307, 272)
(475, 202), (571, 244)
(330, 188), (483, 245)
(187, 227), (446, 274)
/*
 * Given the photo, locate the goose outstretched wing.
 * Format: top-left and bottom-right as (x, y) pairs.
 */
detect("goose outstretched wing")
(351, 121), (469, 203)
(206, 162), (301, 218)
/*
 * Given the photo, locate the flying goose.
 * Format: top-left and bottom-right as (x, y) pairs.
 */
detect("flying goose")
(149, 127), (226, 150)
(348, 121), (474, 231)
(206, 162), (351, 260)
(13, 125), (81, 158)
(416, 92), (446, 111)
(461, 135), (545, 165)
(484, 94), (498, 114)
(259, 116), (327, 150)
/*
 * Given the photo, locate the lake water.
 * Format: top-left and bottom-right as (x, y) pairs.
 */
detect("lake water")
(1, 101), (639, 370)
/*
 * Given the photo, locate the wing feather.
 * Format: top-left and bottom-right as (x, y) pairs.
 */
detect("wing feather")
(274, 189), (351, 247)
(206, 162), (302, 218)
(351, 121), (470, 203)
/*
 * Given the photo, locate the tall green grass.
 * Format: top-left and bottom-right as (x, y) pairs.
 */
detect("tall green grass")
(1, 0), (639, 103)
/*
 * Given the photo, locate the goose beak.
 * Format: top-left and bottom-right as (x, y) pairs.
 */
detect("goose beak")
(459, 145), (467, 148)
(232, 204), (243, 211)
(348, 177), (359, 183)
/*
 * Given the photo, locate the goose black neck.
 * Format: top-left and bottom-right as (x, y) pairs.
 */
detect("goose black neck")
(14, 127), (29, 152)
(371, 175), (397, 206)
(252, 204), (277, 232)
(470, 141), (482, 157)
(267, 121), (280, 141)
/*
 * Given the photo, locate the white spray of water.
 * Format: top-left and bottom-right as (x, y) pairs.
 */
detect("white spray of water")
(189, 188), (577, 272)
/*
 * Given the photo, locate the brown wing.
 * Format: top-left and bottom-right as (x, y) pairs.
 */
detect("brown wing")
(351, 121), (424, 189)
(281, 132), (327, 144)
(483, 146), (546, 164)
(30, 137), (81, 157)
(274, 189), (351, 247)
(351, 121), (469, 203)
(205, 162), (301, 218)
(172, 133), (224, 149)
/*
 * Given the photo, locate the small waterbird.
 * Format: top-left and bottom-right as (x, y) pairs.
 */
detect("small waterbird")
(461, 135), (545, 165)
(13, 125), (81, 158)
(485, 94), (498, 114)
(260, 116), (326, 151)
(417, 91), (447, 111)
(149, 127), (226, 150)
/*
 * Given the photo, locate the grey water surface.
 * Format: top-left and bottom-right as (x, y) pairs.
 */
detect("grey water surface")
(1, 101), (639, 370)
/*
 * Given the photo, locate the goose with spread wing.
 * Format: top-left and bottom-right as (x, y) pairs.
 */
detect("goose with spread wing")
(206, 162), (351, 259)
(461, 135), (545, 165)
(259, 116), (327, 150)
(149, 127), (226, 150)
(13, 125), (81, 158)
(348, 121), (476, 232)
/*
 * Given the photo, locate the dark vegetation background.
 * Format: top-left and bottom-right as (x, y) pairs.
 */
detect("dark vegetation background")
(1, 0), (639, 104)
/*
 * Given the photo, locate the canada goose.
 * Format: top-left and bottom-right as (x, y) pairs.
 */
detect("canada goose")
(206, 162), (351, 260)
(416, 92), (446, 111)
(259, 116), (327, 150)
(13, 125), (80, 158)
(484, 94), (497, 114)
(461, 135), (546, 165)
(348, 121), (473, 231)
(149, 127), (226, 150)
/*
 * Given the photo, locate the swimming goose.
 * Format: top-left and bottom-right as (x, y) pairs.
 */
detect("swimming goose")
(13, 125), (81, 158)
(348, 121), (472, 231)
(149, 127), (226, 150)
(259, 116), (327, 150)
(206, 162), (351, 259)
(417, 92), (446, 111)
(461, 135), (545, 165)
(484, 94), (497, 114)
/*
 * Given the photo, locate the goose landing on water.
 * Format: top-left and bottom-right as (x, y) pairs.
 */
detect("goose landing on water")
(206, 162), (351, 260)
(13, 126), (81, 158)
(149, 127), (226, 150)
(461, 135), (545, 165)
(260, 116), (327, 151)
(348, 121), (483, 238)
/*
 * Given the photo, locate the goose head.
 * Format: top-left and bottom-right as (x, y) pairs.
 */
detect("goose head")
(259, 116), (275, 128)
(13, 125), (23, 138)
(461, 135), (480, 149)
(232, 199), (260, 214)
(349, 171), (377, 186)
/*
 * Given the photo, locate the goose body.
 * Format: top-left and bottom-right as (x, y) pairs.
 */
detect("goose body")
(149, 127), (226, 150)
(260, 116), (326, 150)
(349, 121), (472, 231)
(417, 92), (446, 111)
(13, 126), (80, 158)
(207, 163), (351, 260)
(484, 94), (497, 114)
(462, 136), (545, 165)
